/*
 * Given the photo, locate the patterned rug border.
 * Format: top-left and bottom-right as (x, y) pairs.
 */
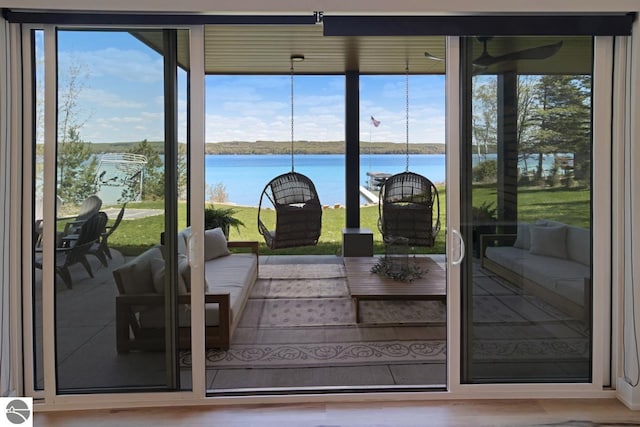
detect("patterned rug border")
(182, 340), (447, 369)
(472, 337), (590, 362)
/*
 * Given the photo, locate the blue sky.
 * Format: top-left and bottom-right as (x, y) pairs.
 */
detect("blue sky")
(51, 30), (445, 145)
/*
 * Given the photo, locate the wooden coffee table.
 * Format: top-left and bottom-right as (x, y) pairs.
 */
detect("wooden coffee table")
(343, 256), (446, 323)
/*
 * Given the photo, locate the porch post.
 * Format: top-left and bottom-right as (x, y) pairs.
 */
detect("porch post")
(496, 71), (519, 231)
(343, 70), (373, 256)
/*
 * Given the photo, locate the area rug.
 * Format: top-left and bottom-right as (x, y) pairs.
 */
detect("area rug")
(259, 263), (346, 280)
(239, 297), (355, 327)
(473, 294), (574, 324)
(183, 261), (448, 369)
(239, 297), (446, 328)
(471, 277), (590, 363)
(184, 261), (589, 369)
(250, 278), (349, 298)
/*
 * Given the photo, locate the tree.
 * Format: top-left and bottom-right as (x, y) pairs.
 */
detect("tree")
(56, 61), (98, 205)
(126, 139), (164, 200)
(472, 75), (540, 178)
(532, 75), (591, 181)
(122, 140), (188, 201)
(472, 77), (497, 160)
(516, 76), (542, 177)
(57, 127), (98, 204)
(177, 143), (187, 200)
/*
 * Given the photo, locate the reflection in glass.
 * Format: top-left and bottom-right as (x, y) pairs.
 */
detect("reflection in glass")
(36, 28), (190, 392)
(464, 36), (593, 383)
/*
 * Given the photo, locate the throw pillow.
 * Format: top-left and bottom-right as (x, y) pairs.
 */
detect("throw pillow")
(151, 257), (188, 295)
(204, 227), (230, 261)
(529, 224), (568, 259)
(513, 223), (530, 250)
(178, 254), (191, 292)
(151, 257), (166, 294)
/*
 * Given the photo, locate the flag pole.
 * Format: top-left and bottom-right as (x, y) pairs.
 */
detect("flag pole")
(369, 118), (372, 172)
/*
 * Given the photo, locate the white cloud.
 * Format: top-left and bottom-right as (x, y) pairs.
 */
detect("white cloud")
(206, 113), (291, 142)
(221, 100), (288, 116)
(81, 88), (145, 109)
(59, 48), (164, 84)
(83, 112), (164, 143)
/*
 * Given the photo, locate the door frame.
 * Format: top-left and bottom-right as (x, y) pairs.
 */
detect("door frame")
(449, 35), (613, 394)
(17, 28), (616, 409)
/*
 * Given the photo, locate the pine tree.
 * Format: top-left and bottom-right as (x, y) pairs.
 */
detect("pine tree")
(533, 75), (591, 181)
(57, 127), (98, 205)
(125, 139), (165, 200)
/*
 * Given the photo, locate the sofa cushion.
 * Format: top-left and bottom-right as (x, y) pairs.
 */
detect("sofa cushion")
(522, 256), (588, 306)
(204, 253), (257, 290)
(485, 246), (527, 276)
(205, 253), (258, 327)
(140, 253), (258, 329)
(529, 224), (568, 259)
(485, 246), (590, 306)
(204, 227), (231, 260)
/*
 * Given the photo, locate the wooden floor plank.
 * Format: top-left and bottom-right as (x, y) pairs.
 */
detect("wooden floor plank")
(34, 399), (640, 427)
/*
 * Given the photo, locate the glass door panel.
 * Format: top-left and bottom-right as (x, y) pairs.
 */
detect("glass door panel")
(360, 74), (446, 257)
(45, 28), (188, 392)
(461, 36), (593, 383)
(202, 67), (447, 391)
(31, 28), (45, 391)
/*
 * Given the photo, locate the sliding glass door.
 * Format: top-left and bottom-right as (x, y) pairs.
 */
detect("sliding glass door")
(29, 26), (190, 394)
(18, 17), (617, 402)
(460, 36), (594, 383)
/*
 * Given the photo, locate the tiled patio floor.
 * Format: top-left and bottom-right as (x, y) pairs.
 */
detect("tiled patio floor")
(34, 252), (447, 392)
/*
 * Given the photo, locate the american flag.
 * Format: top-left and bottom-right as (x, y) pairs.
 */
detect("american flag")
(370, 116), (381, 127)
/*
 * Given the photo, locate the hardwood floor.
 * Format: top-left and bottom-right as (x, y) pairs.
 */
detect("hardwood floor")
(35, 399), (640, 426)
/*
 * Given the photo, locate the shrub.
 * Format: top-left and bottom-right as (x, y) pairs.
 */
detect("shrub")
(472, 159), (498, 183)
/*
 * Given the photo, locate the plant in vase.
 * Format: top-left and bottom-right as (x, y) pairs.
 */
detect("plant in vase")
(472, 200), (497, 258)
(204, 204), (245, 239)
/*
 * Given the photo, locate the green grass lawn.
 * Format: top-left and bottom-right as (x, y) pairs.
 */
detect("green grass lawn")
(109, 202), (446, 256)
(472, 184), (591, 228)
(107, 184), (590, 257)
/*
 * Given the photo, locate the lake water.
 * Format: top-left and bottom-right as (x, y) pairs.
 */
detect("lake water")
(96, 152), (557, 206)
(205, 154), (446, 207)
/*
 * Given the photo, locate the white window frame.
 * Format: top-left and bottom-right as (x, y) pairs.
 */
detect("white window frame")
(19, 28), (616, 410)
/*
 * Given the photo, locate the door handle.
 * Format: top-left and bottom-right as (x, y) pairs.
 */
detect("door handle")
(452, 228), (465, 265)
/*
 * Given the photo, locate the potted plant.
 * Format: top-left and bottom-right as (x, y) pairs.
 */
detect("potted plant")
(204, 204), (245, 239)
(471, 201), (497, 258)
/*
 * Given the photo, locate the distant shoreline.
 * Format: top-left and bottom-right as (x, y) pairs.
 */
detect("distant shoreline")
(75, 140), (450, 156)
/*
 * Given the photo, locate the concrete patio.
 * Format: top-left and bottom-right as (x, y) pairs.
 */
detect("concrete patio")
(33, 250), (448, 393)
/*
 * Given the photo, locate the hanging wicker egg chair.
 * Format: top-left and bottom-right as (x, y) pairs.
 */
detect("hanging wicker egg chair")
(378, 171), (440, 247)
(257, 171), (322, 249)
(256, 55), (322, 249)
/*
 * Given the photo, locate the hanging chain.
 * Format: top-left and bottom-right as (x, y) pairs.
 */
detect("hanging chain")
(405, 63), (410, 172)
(290, 61), (295, 172)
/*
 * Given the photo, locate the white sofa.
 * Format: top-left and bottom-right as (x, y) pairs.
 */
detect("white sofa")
(481, 219), (590, 319)
(112, 227), (258, 352)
